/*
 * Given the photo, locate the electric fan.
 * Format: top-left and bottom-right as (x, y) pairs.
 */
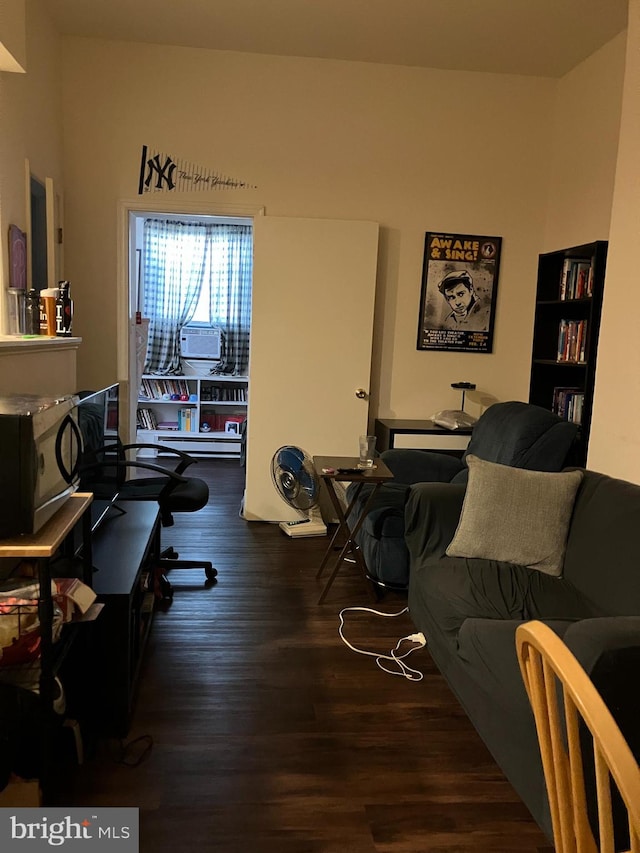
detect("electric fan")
(271, 446), (327, 538)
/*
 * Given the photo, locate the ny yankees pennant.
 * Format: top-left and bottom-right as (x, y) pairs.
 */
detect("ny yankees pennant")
(138, 145), (256, 194)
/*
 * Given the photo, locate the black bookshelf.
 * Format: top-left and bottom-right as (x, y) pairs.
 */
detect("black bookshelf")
(528, 240), (608, 466)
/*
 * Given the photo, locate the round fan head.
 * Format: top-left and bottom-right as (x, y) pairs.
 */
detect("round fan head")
(271, 445), (320, 512)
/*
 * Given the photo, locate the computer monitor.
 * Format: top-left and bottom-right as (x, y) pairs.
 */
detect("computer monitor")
(76, 383), (122, 532)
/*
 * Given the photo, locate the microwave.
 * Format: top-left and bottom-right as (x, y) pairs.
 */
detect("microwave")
(0, 394), (80, 540)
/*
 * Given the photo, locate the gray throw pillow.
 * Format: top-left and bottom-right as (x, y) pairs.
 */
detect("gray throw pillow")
(446, 455), (583, 576)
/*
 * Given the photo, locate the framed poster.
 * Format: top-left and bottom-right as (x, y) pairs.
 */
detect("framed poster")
(417, 232), (502, 353)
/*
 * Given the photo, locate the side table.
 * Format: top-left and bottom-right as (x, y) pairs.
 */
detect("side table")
(313, 456), (394, 604)
(0, 492), (94, 803)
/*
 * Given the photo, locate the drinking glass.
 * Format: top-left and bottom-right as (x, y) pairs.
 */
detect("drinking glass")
(358, 435), (376, 468)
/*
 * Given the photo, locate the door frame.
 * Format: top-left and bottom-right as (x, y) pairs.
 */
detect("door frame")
(116, 198), (264, 445)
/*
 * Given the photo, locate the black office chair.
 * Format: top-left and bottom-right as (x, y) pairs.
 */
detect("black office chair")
(118, 444), (216, 578)
(75, 391), (217, 594)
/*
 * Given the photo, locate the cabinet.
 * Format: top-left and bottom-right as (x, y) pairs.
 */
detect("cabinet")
(0, 493), (94, 803)
(137, 373), (248, 458)
(528, 240), (608, 466)
(0, 336), (81, 397)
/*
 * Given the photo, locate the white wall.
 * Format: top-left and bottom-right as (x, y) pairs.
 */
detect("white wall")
(589, 0), (640, 480)
(59, 38), (558, 413)
(0, 0), (63, 330)
(543, 33), (626, 253)
(537, 29), (631, 479)
(0, 0), (26, 72)
(0, 8), (633, 476)
(58, 31), (630, 476)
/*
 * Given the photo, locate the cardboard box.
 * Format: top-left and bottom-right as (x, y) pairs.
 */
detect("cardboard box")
(53, 578), (97, 622)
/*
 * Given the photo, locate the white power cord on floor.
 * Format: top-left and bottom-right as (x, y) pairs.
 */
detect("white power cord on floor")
(338, 605), (427, 681)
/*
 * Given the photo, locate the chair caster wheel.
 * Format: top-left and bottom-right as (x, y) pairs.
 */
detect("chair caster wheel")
(162, 547), (179, 560)
(205, 566), (218, 582)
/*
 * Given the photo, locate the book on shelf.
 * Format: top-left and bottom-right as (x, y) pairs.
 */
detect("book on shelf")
(140, 377), (191, 400)
(559, 258), (593, 300)
(177, 407), (197, 432)
(552, 387), (584, 424)
(136, 408), (158, 430)
(200, 384), (248, 402)
(557, 319), (587, 363)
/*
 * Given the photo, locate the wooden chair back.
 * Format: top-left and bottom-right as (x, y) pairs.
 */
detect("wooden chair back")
(516, 620), (640, 853)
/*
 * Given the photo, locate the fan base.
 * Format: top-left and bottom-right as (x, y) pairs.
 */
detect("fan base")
(278, 518), (327, 538)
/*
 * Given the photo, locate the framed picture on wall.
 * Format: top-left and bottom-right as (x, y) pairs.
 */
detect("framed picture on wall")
(417, 232), (502, 353)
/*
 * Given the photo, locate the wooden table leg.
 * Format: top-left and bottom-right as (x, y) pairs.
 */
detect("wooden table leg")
(317, 481), (384, 605)
(316, 482), (364, 578)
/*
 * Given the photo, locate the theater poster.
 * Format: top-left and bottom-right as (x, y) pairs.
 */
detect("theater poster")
(417, 232), (502, 353)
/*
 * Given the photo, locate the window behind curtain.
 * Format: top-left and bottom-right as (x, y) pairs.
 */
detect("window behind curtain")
(142, 218), (253, 376)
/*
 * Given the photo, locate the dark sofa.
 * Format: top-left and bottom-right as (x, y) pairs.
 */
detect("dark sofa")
(405, 466), (640, 840)
(348, 401), (579, 589)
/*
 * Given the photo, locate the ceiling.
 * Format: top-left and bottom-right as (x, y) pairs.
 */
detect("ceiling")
(47, 0), (628, 78)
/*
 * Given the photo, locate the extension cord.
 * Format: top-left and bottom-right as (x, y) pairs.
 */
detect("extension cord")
(338, 606), (427, 681)
(407, 632), (426, 645)
(278, 517), (327, 538)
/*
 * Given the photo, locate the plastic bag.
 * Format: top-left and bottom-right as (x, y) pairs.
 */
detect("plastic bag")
(430, 409), (477, 431)
(0, 580), (62, 665)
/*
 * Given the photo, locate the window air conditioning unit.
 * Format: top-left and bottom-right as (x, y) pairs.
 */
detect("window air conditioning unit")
(180, 327), (222, 360)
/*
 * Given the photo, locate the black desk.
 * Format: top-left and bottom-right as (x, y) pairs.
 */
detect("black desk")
(91, 501), (161, 736)
(375, 418), (472, 456)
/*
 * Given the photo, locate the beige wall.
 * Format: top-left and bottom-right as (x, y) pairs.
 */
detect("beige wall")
(589, 0), (640, 480)
(60, 37), (559, 417)
(0, 0), (63, 330)
(0, 0), (26, 72)
(3, 9), (631, 479)
(543, 33), (626, 253)
(538, 29), (632, 479)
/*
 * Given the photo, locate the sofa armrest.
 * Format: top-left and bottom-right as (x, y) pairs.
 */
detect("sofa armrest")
(562, 617), (640, 674)
(562, 617), (640, 780)
(381, 448), (465, 485)
(404, 481), (467, 563)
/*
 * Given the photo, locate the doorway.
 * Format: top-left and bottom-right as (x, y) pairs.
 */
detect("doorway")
(127, 210), (254, 463)
(118, 199), (263, 450)
(118, 203), (379, 522)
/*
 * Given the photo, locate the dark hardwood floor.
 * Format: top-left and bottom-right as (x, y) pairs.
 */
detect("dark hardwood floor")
(57, 458), (553, 852)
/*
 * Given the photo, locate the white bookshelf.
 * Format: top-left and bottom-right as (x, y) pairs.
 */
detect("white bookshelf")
(136, 371), (248, 458)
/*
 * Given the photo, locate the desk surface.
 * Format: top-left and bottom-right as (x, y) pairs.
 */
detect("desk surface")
(313, 455), (394, 483)
(92, 501), (160, 596)
(375, 418), (473, 435)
